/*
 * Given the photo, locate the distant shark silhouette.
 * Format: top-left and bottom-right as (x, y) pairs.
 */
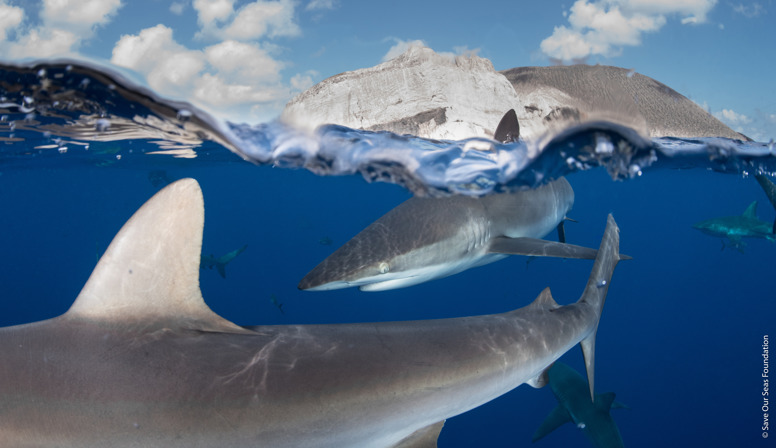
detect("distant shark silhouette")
(693, 175), (776, 251)
(0, 178), (624, 447)
(533, 362), (627, 448)
(200, 245), (248, 278)
(299, 111), (601, 292)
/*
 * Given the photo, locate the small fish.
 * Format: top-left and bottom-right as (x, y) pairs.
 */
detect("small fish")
(318, 236), (333, 246)
(148, 170), (173, 188)
(200, 245), (248, 278)
(270, 294), (285, 314)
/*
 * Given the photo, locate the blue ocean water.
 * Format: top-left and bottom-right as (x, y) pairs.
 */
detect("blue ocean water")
(0, 61), (773, 447)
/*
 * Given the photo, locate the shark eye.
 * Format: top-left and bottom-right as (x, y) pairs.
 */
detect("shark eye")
(378, 262), (390, 274)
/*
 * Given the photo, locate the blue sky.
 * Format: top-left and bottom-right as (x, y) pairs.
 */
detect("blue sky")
(0, 0), (774, 140)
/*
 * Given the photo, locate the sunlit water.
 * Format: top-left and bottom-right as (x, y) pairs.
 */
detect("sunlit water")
(1, 61), (773, 447)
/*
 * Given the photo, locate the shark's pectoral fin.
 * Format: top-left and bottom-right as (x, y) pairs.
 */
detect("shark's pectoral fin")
(527, 365), (552, 389)
(65, 178), (249, 334)
(728, 235), (746, 253)
(489, 237), (599, 259)
(532, 405), (573, 442)
(557, 221), (567, 243)
(392, 421), (445, 448)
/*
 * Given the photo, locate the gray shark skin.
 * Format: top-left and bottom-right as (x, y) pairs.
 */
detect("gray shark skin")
(533, 362), (627, 448)
(0, 179), (624, 448)
(299, 109), (601, 292)
(200, 244), (248, 278)
(299, 177), (602, 291)
(693, 201), (776, 251)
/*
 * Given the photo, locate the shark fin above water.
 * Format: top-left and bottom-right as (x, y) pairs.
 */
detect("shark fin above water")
(493, 108), (520, 143)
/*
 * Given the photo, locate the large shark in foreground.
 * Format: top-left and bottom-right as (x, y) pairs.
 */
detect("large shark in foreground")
(533, 362), (627, 448)
(692, 175), (776, 251)
(0, 179), (624, 447)
(299, 110), (600, 292)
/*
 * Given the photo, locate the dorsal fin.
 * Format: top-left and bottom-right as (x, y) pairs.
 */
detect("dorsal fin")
(529, 287), (560, 311)
(66, 179), (246, 333)
(493, 109), (520, 143)
(742, 201), (758, 219)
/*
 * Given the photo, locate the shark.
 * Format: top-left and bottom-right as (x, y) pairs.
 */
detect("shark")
(299, 110), (600, 292)
(533, 362), (627, 448)
(200, 244), (248, 278)
(0, 178), (624, 448)
(692, 175), (776, 251)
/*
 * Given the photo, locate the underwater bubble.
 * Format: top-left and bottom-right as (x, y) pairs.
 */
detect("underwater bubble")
(597, 280), (607, 288)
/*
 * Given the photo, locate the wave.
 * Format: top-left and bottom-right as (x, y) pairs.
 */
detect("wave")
(1, 60), (773, 196)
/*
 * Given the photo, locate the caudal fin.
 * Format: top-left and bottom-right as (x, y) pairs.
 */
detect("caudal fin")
(578, 214), (624, 401)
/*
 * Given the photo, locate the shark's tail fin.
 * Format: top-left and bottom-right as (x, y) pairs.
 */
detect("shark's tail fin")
(577, 214), (624, 401)
(755, 175), (776, 234)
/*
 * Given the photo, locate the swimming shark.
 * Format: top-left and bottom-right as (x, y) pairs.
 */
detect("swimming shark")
(299, 110), (600, 292)
(692, 175), (776, 251)
(200, 244), (248, 278)
(0, 178), (624, 447)
(533, 362), (627, 448)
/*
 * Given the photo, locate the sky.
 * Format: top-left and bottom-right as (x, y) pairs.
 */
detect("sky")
(0, 0), (774, 140)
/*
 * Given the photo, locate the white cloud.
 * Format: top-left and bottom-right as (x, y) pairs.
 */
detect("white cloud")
(40, 0), (122, 34)
(382, 39), (427, 62)
(170, 2), (186, 15)
(732, 3), (765, 18)
(0, 1), (23, 42)
(194, 0), (235, 26)
(1, 0), (309, 122)
(0, 0), (123, 59)
(541, 0), (717, 61)
(111, 24), (309, 122)
(204, 40), (283, 84)
(290, 71), (317, 90)
(194, 0), (300, 41)
(112, 25), (205, 93)
(715, 108), (752, 125)
(306, 0), (337, 10)
(711, 107), (776, 142)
